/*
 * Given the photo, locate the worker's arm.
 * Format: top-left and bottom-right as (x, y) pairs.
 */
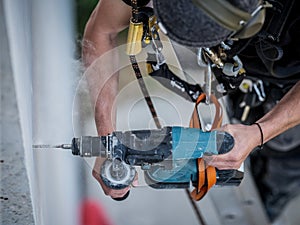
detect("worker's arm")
(205, 80), (300, 170)
(82, 0), (131, 198)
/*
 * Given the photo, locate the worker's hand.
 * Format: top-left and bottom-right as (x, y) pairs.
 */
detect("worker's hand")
(92, 157), (138, 199)
(204, 123), (261, 170)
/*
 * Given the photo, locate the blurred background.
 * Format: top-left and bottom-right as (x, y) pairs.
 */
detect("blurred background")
(1, 0), (300, 225)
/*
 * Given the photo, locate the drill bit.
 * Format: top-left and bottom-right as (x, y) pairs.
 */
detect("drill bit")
(32, 144), (72, 149)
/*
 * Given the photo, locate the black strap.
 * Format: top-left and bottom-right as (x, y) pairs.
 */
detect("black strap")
(148, 61), (203, 103)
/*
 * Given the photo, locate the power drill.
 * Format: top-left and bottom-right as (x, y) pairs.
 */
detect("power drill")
(33, 126), (243, 200)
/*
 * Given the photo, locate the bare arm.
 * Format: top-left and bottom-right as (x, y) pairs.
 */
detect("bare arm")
(82, 0), (131, 198)
(206, 80), (300, 170)
(256, 81), (300, 142)
(82, 0), (131, 135)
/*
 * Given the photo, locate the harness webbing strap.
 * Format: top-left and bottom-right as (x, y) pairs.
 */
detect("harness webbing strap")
(189, 93), (222, 201)
(211, 95), (223, 129)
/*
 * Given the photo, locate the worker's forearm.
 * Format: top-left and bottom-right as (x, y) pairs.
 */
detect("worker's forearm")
(82, 10), (120, 135)
(93, 69), (119, 136)
(82, 35), (119, 136)
(81, 0), (131, 136)
(257, 80), (300, 143)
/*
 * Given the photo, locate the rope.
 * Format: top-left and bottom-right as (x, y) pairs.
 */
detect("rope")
(129, 55), (161, 129)
(131, 0), (139, 23)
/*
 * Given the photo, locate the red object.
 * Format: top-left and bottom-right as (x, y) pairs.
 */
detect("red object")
(80, 199), (114, 225)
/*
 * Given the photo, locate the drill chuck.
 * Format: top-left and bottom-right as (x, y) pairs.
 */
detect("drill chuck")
(71, 136), (111, 158)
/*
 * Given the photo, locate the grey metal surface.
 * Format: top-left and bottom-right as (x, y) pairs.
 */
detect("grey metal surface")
(0, 1), (34, 223)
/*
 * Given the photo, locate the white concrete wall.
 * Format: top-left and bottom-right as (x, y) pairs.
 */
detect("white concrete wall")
(3, 0), (36, 222)
(4, 0), (82, 224)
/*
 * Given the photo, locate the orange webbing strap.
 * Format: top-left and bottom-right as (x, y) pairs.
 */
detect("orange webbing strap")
(190, 158), (217, 201)
(210, 95), (223, 129)
(189, 93), (206, 129)
(189, 93), (223, 201)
